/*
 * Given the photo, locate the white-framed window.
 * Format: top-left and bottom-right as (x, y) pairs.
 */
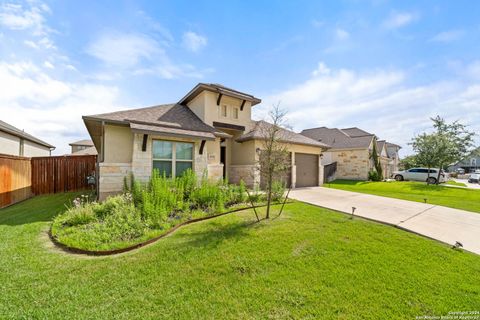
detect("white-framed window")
(472, 158), (477, 166)
(233, 107), (239, 119)
(152, 140), (193, 177)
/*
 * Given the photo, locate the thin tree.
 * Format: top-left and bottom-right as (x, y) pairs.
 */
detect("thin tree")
(256, 104), (291, 219)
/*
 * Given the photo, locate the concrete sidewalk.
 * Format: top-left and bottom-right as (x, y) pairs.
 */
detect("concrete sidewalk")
(289, 187), (480, 255)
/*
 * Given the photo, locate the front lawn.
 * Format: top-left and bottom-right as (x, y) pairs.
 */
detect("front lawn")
(1, 193), (479, 319)
(325, 180), (480, 213)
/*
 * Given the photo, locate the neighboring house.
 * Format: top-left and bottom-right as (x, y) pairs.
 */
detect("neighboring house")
(83, 83), (329, 200)
(300, 127), (401, 180)
(448, 147), (480, 173)
(69, 139), (97, 155)
(0, 120), (55, 157)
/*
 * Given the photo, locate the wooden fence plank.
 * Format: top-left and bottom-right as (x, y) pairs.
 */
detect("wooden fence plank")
(31, 155), (96, 196)
(0, 154), (32, 208)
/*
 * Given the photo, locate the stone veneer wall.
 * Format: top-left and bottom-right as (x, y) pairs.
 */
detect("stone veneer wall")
(228, 165), (259, 188)
(98, 163), (132, 200)
(331, 149), (371, 180)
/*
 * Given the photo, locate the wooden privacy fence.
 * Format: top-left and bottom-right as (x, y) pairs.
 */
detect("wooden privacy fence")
(0, 154), (32, 209)
(31, 155), (96, 195)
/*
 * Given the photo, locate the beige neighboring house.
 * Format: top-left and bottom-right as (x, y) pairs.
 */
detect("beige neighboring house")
(69, 139), (98, 155)
(301, 127), (400, 181)
(83, 83), (329, 200)
(0, 120), (55, 157)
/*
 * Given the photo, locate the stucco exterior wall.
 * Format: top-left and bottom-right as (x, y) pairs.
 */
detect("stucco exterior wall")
(23, 140), (51, 157)
(0, 131), (51, 157)
(329, 149), (371, 180)
(0, 131), (21, 156)
(104, 124), (133, 163)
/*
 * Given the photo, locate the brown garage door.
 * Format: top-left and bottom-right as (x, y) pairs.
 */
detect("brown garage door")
(295, 153), (318, 187)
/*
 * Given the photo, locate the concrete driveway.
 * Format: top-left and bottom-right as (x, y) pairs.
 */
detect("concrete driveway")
(289, 187), (480, 255)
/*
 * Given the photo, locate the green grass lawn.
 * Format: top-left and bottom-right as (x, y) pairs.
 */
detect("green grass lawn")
(444, 180), (467, 187)
(325, 180), (480, 213)
(1, 193), (479, 319)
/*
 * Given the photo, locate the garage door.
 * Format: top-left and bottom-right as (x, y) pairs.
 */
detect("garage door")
(295, 153), (318, 187)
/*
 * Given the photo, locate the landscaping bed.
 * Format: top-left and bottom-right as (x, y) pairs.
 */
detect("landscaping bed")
(51, 170), (279, 251)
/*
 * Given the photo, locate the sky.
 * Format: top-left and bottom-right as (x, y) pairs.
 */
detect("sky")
(0, 0), (479, 155)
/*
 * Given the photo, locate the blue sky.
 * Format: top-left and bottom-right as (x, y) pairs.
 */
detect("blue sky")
(1, 0), (479, 155)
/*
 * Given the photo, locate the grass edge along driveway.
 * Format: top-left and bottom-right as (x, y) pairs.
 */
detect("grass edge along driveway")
(0, 192), (479, 319)
(324, 180), (480, 214)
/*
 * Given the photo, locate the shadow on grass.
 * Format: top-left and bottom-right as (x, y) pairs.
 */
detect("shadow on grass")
(0, 192), (79, 226)
(172, 208), (280, 250)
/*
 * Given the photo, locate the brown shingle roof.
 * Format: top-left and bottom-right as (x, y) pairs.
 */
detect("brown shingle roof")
(178, 83), (262, 106)
(83, 104), (217, 139)
(301, 126), (374, 150)
(341, 127), (373, 137)
(237, 121), (329, 148)
(0, 119), (55, 149)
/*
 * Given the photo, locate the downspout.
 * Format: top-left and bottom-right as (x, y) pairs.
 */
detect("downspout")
(96, 121), (105, 201)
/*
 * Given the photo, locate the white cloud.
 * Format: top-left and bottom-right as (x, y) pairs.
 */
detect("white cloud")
(0, 1), (52, 36)
(0, 61), (120, 155)
(182, 31), (207, 52)
(86, 31), (208, 79)
(383, 11), (418, 29)
(43, 61), (54, 69)
(311, 19), (325, 28)
(86, 32), (162, 67)
(430, 30), (464, 43)
(259, 63), (480, 156)
(335, 28), (350, 40)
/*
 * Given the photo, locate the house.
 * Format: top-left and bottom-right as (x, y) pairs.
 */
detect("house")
(448, 147), (480, 173)
(69, 139), (98, 155)
(300, 127), (401, 180)
(83, 83), (329, 200)
(0, 120), (55, 157)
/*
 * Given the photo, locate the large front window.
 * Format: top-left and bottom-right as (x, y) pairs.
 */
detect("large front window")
(152, 140), (193, 177)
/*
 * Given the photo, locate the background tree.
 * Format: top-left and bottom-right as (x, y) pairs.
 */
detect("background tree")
(257, 105), (291, 219)
(410, 116), (475, 184)
(399, 155), (421, 170)
(369, 140), (383, 181)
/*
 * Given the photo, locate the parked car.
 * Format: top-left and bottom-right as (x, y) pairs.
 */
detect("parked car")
(456, 168), (465, 174)
(393, 168), (447, 184)
(468, 173), (480, 183)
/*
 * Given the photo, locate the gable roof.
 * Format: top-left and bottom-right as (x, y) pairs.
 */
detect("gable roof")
(341, 127), (373, 137)
(178, 83), (262, 106)
(72, 146), (97, 155)
(0, 119), (55, 149)
(376, 140), (386, 155)
(69, 139), (94, 146)
(83, 103), (217, 140)
(236, 121), (329, 148)
(300, 126), (374, 150)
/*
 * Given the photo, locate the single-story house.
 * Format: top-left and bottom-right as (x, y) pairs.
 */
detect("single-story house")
(69, 139), (98, 155)
(448, 147), (480, 173)
(0, 119), (55, 157)
(83, 83), (329, 200)
(300, 127), (400, 180)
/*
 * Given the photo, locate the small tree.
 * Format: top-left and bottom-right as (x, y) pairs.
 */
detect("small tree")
(257, 105), (290, 219)
(369, 140), (383, 181)
(410, 116), (475, 184)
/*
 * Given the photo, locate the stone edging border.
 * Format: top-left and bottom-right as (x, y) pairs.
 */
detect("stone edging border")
(48, 203), (280, 256)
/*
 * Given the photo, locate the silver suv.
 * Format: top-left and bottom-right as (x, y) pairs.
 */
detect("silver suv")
(393, 168), (446, 184)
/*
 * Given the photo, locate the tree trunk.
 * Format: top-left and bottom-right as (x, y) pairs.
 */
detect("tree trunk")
(436, 163), (443, 185)
(266, 173), (273, 219)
